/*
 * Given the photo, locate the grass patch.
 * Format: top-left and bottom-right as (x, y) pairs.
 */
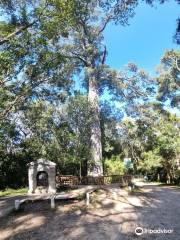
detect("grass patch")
(0, 188), (28, 197)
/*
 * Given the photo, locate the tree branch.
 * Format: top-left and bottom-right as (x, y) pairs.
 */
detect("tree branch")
(0, 21), (36, 45)
(169, 56), (180, 72)
(175, 58), (180, 71)
(0, 94), (27, 120)
(0, 1), (48, 45)
(98, 15), (113, 34)
(97, 1), (121, 36)
(62, 51), (89, 67)
(101, 45), (107, 65)
(70, 51), (89, 66)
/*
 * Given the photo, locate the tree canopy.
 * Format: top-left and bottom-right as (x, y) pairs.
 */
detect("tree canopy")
(0, 0), (179, 188)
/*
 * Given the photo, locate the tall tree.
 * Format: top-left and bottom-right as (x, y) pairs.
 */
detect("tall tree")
(156, 50), (180, 109)
(56, 1), (155, 175)
(0, 0), (154, 176)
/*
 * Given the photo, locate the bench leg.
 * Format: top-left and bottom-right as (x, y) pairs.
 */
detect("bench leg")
(51, 197), (55, 209)
(15, 200), (20, 210)
(86, 192), (90, 206)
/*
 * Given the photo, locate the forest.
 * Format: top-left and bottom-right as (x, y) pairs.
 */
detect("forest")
(0, 0), (179, 190)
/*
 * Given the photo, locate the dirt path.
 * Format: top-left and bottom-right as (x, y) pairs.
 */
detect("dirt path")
(0, 195), (28, 218)
(0, 184), (180, 240)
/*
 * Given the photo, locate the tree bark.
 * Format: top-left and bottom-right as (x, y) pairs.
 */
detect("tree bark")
(87, 69), (103, 176)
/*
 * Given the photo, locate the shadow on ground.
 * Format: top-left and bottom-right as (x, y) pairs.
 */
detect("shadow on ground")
(0, 185), (180, 240)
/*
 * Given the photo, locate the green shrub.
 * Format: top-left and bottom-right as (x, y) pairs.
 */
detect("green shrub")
(104, 155), (125, 175)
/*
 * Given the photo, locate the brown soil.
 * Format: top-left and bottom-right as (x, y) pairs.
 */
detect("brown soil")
(0, 184), (180, 240)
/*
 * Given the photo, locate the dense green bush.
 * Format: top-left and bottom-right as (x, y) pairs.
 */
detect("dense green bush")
(0, 153), (28, 190)
(104, 155), (125, 175)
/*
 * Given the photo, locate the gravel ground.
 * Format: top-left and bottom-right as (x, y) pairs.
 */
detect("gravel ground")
(0, 184), (180, 240)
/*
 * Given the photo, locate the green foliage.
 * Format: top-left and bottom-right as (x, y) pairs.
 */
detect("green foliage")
(104, 155), (125, 175)
(0, 188), (27, 197)
(0, 0), (179, 188)
(140, 150), (162, 171)
(157, 50), (180, 108)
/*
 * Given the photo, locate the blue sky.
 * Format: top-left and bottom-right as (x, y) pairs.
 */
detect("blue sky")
(104, 1), (179, 75)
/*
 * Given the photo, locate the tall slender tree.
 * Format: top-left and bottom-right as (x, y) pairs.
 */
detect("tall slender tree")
(56, 1), (144, 175)
(0, 0), (154, 176)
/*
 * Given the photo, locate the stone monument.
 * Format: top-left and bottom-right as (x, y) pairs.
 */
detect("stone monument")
(28, 158), (56, 194)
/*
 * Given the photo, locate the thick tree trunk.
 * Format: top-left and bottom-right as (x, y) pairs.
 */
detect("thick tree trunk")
(87, 70), (103, 176)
